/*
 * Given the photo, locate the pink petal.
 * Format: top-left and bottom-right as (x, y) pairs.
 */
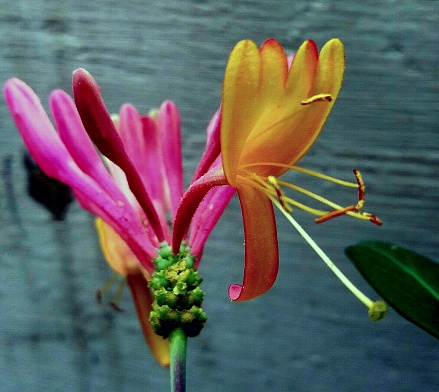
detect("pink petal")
(118, 104), (148, 179)
(287, 53), (295, 69)
(4, 78), (74, 181)
(189, 185), (235, 263)
(50, 90), (127, 202)
(72, 68), (165, 242)
(191, 108), (221, 182)
(98, 157), (164, 251)
(118, 105), (172, 242)
(72, 186), (158, 270)
(4, 78), (158, 270)
(157, 101), (183, 220)
(172, 165), (228, 254)
(189, 154), (234, 260)
(141, 115), (166, 206)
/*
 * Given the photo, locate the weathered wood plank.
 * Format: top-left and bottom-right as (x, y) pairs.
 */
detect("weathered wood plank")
(1, 1), (438, 391)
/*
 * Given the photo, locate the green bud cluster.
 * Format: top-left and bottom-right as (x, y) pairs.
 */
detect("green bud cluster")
(149, 242), (207, 338)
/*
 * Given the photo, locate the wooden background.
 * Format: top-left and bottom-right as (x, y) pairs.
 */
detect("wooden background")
(1, 0), (438, 391)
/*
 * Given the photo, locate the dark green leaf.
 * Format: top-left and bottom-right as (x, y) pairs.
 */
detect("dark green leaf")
(345, 241), (439, 339)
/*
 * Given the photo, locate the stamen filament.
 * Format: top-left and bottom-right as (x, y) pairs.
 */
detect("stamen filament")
(96, 273), (127, 312)
(247, 174), (375, 222)
(244, 175), (329, 216)
(238, 174), (276, 196)
(238, 170), (381, 225)
(96, 273), (119, 304)
(110, 277), (127, 312)
(270, 196), (375, 310)
(241, 162), (359, 188)
(278, 180), (348, 211)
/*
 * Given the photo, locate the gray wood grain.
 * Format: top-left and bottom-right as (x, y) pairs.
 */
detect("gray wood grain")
(1, 0), (438, 391)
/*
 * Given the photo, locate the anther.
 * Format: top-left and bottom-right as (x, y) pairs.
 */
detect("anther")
(353, 170), (382, 225)
(314, 205), (357, 223)
(314, 170), (382, 225)
(300, 94), (332, 105)
(353, 169), (365, 210)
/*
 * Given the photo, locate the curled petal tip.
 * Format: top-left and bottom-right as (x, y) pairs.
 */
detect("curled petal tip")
(228, 284), (243, 301)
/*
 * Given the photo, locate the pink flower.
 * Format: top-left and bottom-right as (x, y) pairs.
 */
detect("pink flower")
(4, 70), (234, 365)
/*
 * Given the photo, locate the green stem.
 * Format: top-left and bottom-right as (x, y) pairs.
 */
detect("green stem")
(169, 328), (187, 392)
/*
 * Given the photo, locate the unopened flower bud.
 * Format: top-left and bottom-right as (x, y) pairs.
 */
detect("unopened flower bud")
(173, 281), (187, 295)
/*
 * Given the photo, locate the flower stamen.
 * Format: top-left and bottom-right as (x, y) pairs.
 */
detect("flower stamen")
(268, 176), (292, 213)
(241, 162), (358, 187)
(240, 164), (381, 226)
(354, 169), (365, 210)
(315, 170), (382, 225)
(96, 273), (118, 304)
(96, 273), (126, 312)
(110, 278), (127, 312)
(300, 93), (333, 105)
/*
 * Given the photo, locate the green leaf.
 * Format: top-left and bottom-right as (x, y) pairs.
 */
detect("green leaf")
(345, 241), (439, 339)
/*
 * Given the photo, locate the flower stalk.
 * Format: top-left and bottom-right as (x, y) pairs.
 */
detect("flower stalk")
(169, 328), (187, 392)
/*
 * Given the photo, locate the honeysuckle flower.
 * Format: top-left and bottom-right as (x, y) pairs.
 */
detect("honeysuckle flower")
(173, 38), (384, 315)
(4, 71), (234, 365)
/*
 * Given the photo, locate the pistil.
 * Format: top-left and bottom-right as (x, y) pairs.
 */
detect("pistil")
(270, 196), (387, 321)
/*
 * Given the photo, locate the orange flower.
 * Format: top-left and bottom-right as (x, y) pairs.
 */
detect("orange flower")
(173, 38), (381, 310)
(220, 38), (380, 302)
(218, 39), (342, 301)
(221, 38), (343, 184)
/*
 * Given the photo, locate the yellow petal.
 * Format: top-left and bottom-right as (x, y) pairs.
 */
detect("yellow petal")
(229, 185), (279, 301)
(258, 39), (288, 109)
(284, 40), (318, 101)
(308, 38), (345, 100)
(221, 40), (261, 186)
(238, 39), (345, 177)
(95, 218), (144, 276)
(127, 274), (170, 367)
